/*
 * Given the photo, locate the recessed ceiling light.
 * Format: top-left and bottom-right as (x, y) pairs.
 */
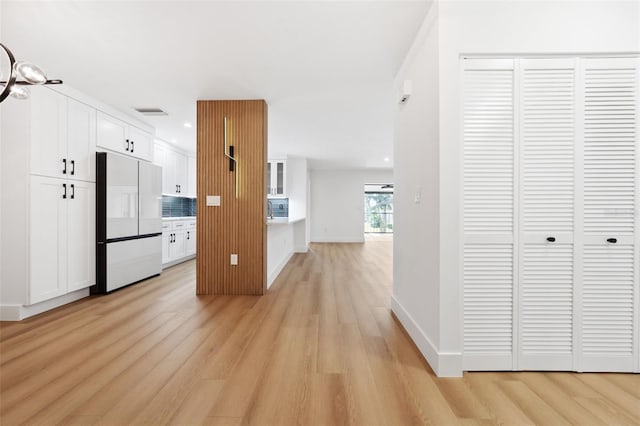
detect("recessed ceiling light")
(184, 122), (192, 128)
(384, 157), (390, 162)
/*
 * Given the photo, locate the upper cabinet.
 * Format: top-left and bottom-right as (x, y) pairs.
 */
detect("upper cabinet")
(267, 159), (286, 198)
(154, 143), (191, 196)
(29, 88), (97, 182)
(187, 155), (197, 198)
(97, 111), (153, 162)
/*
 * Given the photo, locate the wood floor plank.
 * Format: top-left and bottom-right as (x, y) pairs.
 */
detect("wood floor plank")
(1, 238), (638, 426)
(515, 372), (608, 426)
(168, 379), (225, 425)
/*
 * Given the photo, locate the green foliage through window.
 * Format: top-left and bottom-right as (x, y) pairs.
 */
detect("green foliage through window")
(364, 193), (393, 233)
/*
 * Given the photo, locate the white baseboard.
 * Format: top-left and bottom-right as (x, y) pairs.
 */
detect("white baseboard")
(294, 245), (308, 253)
(1, 288), (90, 321)
(0, 305), (22, 321)
(391, 295), (462, 377)
(267, 251), (294, 289)
(310, 237), (365, 243)
(162, 254), (196, 270)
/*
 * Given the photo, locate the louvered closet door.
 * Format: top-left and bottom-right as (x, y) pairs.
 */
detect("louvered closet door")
(462, 59), (515, 370)
(518, 59), (576, 370)
(579, 57), (639, 372)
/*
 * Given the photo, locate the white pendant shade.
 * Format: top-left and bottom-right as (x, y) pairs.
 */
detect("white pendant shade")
(9, 85), (30, 99)
(15, 61), (47, 85)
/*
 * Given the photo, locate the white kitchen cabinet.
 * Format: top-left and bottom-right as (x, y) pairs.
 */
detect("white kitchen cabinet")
(174, 153), (188, 196)
(30, 87), (67, 179)
(97, 111), (153, 162)
(162, 219), (196, 266)
(29, 88), (96, 183)
(30, 176), (68, 304)
(67, 99), (97, 182)
(96, 111), (127, 153)
(29, 176), (96, 304)
(154, 143), (188, 195)
(267, 159), (286, 198)
(170, 230), (187, 260)
(186, 226), (196, 255)
(162, 232), (172, 264)
(128, 126), (154, 162)
(66, 180), (96, 292)
(187, 155), (197, 197)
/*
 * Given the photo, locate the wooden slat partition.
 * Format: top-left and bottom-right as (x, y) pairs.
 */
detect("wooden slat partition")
(196, 100), (267, 295)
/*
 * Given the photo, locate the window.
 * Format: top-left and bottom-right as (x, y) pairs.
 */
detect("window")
(364, 189), (393, 234)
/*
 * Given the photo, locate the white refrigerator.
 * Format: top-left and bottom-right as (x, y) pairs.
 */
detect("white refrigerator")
(94, 152), (162, 293)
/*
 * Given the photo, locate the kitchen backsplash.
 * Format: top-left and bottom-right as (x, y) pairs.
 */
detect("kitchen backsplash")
(269, 198), (289, 218)
(163, 196), (196, 217)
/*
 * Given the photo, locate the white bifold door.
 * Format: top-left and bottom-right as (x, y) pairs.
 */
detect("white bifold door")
(462, 56), (639, 373)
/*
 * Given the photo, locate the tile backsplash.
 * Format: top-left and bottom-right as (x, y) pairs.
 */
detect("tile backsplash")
(163, 196), (196, 217)
(268, 198), (288, 218)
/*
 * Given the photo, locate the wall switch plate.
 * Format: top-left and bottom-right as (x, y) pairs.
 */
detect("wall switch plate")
(206, 195), (221, 206)
(230, 254), (238, 265)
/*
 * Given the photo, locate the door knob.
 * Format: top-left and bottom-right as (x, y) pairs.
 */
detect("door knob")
(607, 238), (617, 244)
(546, 237), (556, 242)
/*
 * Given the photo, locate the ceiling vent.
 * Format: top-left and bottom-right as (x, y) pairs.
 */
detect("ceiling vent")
(134, 107), (168, 116)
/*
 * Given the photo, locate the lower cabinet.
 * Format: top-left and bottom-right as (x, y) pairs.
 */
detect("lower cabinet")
(30, 176), (95, 304)
(170, 230), (187, 260)
(186, 228), (196, 255)
(162, 219), (196, 266)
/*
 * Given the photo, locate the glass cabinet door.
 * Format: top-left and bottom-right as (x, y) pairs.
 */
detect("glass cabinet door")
(266, 162), (272, 195)
(276, 162), (284, 195)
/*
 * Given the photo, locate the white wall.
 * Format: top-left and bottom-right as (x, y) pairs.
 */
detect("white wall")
(310, 169), (393, 243)
(393, 0), (640, 376)
(287, 157), (308, 222)
(391, 1), (443, 373)
(267, 223), (295, 288)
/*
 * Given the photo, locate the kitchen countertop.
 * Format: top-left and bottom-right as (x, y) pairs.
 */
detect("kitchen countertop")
(162, 216), (196, 221)
(266, 217), (305, 226)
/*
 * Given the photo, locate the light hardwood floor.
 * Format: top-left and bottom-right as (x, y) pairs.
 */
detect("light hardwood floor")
(1, 239), (639, 425)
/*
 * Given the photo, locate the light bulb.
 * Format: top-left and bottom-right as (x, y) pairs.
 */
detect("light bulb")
(10, 85), (30, 100)
(14, 62), (47, 85)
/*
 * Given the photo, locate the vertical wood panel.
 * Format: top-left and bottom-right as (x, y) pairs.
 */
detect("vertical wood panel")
(196, 100), (267, 295)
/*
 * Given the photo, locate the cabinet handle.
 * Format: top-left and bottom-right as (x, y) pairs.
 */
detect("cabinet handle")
(62, 183), (67, 199)
(178, 185), (181, 193)
(546, 237), (556, 242)
(126, 139), (130, 151)
(607, 238), (617, 244)
(62, 158), (67, 174)
(70, 160), (75, 175)
(131, 140), (134, 153)
(70, 184), (75, 199)
(187, 231), (190, 240)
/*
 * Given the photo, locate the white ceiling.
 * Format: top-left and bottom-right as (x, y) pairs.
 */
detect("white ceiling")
(1, 1), (429, 169)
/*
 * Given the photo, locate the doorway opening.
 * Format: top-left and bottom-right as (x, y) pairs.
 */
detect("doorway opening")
(364, 183), (393, 234)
